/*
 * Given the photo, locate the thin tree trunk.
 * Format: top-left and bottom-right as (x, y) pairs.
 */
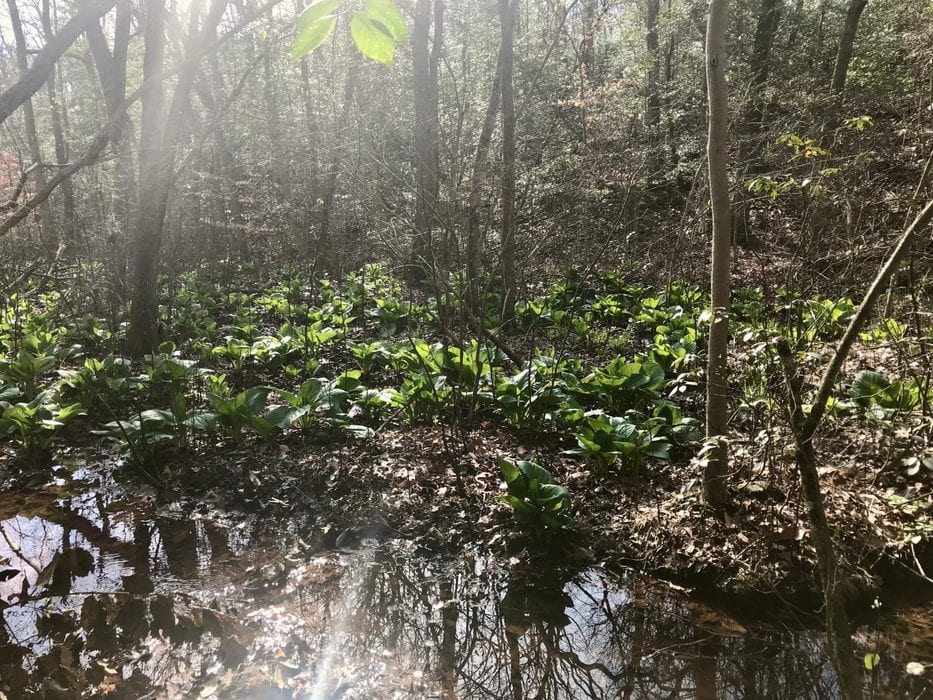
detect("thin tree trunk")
(410, 0), (443, 284)
(316, 52), (358, 270)
(831, 0), (868, 94)
(465, 44), (503, 309)
(128, 0), (229, 357)
(733, 0), (782, 246)
(41, 0), (78, 250)
(581, 0), (597, 81)
(88, 0), (135, 305)
(703, 0), (732, 511)
(6, 0), (53, 247)
(645, 0), (661, 139)
(499, 0), (517, 325)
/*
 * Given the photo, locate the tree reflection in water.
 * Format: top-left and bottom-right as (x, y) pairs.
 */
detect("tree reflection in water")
(0, 481), (928, 699)
(287, 547), (927, 699)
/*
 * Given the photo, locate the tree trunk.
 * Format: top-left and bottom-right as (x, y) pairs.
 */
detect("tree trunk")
(87, 0), (135, 305)
(831, 0), (868, 94)
(733, 0), (783, 247)
(750, 0), (782, 87)
(581, 0), (597, 82)
(645, 0), (661, 139)
(128, 0), (229, 357)
(316, 51), (358, 271)
(128, 0), (168, 358)
(41, 0), (78, 250)
(499, 0), (517, 326)
(6, 0), (53, 248)
(465, 45), (503, 310)
(703, 0), (732, 511)
(777, 198), (933, 699)
(410, 0), (444, 284)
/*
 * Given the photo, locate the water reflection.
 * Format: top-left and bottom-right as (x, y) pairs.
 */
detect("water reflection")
(0, 469), (928, 699)
(266, 546), (928, 699)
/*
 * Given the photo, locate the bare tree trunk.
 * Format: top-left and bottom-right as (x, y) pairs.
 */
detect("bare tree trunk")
(645, 0), (661, 140)
(410, 0), (444, 284)
(128, 0), (229, 357)
(750, 0), (782, 87)
(128, 0), (168, 358)
(41, 0), (78, 250)
(6, 0), (53, 247)
(88, 0), (134, 306)
(465, 44), (503, 309)
(703, 0), (732, 511)
(580, 0), (597, 82)
(499, 0), (517, 326)
(831, 0), (868, 94)
(733, 0), (783, 246)
(316, 52), (357, 270)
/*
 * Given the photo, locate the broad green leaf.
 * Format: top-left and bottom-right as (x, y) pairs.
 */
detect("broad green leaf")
(359, 0), (407, 41)
(864, 653), (881, 671)
(350, 14), (396, 66)
(538, 483), (570, 507)
(241, 387), (270, 415)
(297, 0), (341, 33)
(497, 457), (520, 484)
(264, 405), (308, 430)
(292, 15), (337, 61)
(183, 410), (219, 432)
(345, 423), (374, 438)
(517, 460), (554, 487)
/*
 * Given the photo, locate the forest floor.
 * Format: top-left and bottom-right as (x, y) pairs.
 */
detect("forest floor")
(156, 408), (931, 615)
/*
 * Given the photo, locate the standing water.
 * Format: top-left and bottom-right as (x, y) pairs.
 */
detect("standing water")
(0, 461), (929, 698)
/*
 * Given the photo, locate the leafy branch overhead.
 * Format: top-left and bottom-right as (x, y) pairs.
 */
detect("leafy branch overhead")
(292, 0), (408, 66)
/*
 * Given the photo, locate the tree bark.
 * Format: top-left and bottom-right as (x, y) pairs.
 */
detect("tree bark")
(6, 0), (53, 247)
(88, 0), (135, 302)
(703, 0), (732, 511)
(128, 0), (169, 358)
(316, 51), (358, 271)
(410, 0), (444, 284)
(750, 0), (782, 87)
(465, 44), (503, 309)
(499, 0), (518, 326)
(0, 0), (117, 127)
(645, 0), (661, 139)
(41, 0), (78, 250)
(128, 0), (230, 357)
(581, 0), (597, 82)
(831, 0), (868, 94)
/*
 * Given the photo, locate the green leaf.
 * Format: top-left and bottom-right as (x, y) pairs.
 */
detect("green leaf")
(292, 12), (338, 61)
(864, 653), (881, 671)
(182, 410), (218, 432)
(350, 14), (397, 66)
(297, 0), (341, 32)
(497, 457), (521, 484)
(517, 460), (553, 487)
(264, 405), (307, 430)
(360, 0), (407, 41)
(240, 387), (270, 415)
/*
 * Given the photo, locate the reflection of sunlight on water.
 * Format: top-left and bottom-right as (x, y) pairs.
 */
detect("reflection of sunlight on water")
(309, 549), (371, 700)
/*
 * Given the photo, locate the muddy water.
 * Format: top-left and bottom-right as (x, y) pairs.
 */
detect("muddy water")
(0, 462), (929, 699)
